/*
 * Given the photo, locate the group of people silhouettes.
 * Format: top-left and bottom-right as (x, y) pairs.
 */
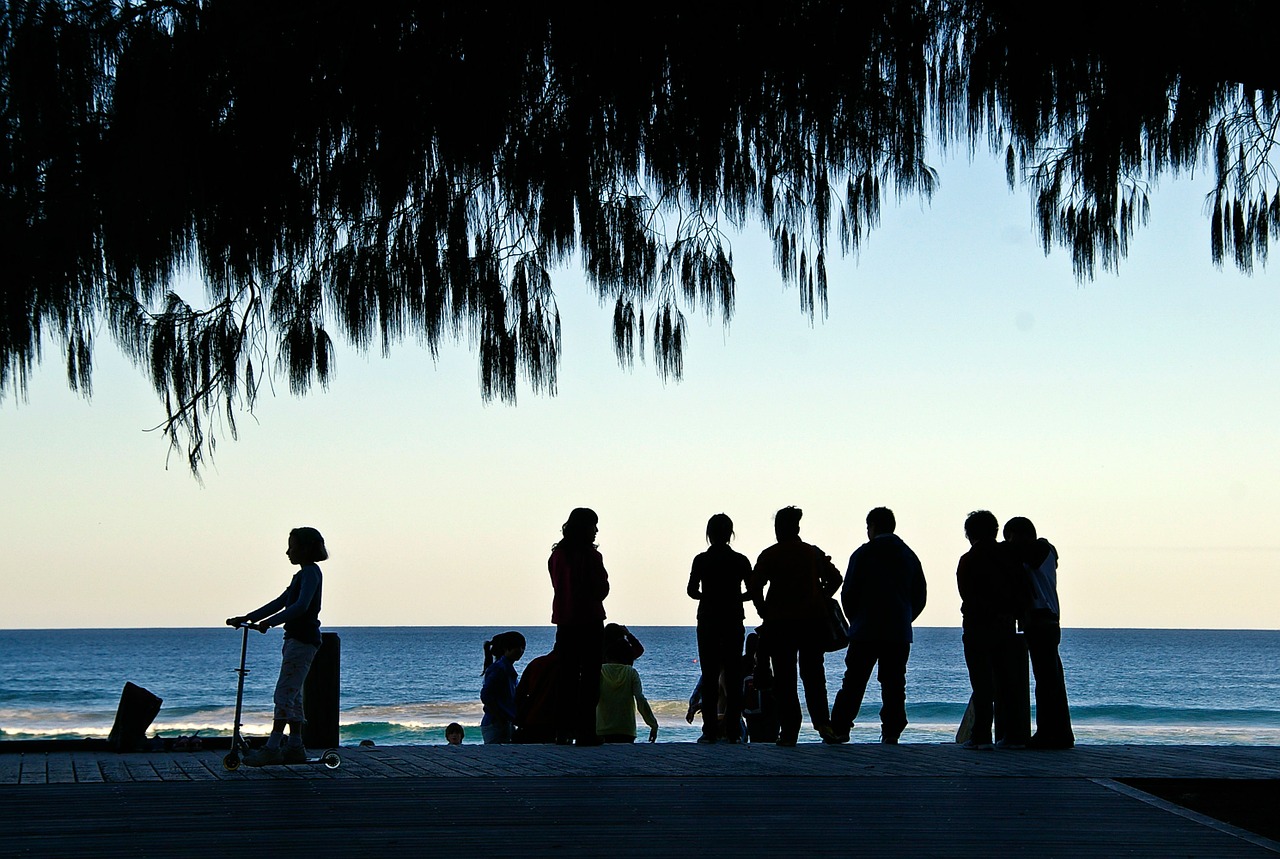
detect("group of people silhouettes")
(477, 505), (1072, 748)
(224, 512), (1071, 759)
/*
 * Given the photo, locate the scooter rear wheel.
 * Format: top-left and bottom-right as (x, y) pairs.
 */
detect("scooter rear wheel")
(223, 753), (241, 771)
(321, 750), (341, 769)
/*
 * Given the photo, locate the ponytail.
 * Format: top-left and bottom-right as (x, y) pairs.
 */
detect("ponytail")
(483, 631), (526, 673)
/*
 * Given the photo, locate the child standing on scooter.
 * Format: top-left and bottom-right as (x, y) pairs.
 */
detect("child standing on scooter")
(225, 527), (327, 766)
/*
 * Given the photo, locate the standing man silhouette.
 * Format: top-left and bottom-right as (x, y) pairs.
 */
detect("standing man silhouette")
(829, 507), (927, 744)
(749, 506), (843, 745)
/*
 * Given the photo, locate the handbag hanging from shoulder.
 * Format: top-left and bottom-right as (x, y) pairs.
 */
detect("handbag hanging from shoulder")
(820, 598), (850, 652)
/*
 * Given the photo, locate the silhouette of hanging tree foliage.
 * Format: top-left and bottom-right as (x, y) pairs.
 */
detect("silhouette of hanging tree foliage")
(2, 1), (1276, 470)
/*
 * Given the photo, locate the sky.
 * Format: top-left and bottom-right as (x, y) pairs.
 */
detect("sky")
(2, 152), (1278, 630)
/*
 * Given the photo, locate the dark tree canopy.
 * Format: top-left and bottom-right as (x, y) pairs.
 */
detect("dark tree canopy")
(2, 0), (1277, 470)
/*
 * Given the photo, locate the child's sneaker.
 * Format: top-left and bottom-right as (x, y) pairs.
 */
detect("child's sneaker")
(242, 746), (284, 767)
(282, 745), (309, 764)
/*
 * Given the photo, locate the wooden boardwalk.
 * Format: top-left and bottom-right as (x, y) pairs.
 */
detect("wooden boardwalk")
(1, 744), (1277, 856)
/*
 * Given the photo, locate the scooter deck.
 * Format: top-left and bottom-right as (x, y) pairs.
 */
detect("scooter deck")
(222, 749), (342, 771)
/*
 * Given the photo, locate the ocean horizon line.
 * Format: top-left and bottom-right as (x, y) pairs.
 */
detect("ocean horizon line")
(3, 624), (1280, 633)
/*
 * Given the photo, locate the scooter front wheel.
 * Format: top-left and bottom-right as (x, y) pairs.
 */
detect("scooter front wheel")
(321, 750), (341, 769)
(223, 753), (241, 771)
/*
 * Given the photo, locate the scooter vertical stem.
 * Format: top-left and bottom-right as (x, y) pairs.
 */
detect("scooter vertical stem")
(232, 624), (250, 751)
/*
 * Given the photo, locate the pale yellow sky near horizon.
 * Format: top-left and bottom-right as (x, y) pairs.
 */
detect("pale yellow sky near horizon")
(2, 154), (1278, 630)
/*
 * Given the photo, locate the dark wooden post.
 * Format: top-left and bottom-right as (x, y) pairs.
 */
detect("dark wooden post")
(108, 682), (163, 752)
(303, 632), (341, 749)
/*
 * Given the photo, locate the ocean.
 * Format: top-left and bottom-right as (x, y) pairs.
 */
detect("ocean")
(1, 627), (1278, 745)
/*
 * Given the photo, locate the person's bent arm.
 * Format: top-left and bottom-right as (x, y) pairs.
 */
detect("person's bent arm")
(816, 547), (843, 597)
(911, 552), (928, 620)
(634, 673), (659, 742)
(260, 567), (321, 628)
(687, 560), (702, 601)
(227, 590), (288, 628)
(841, 555), (860, 622)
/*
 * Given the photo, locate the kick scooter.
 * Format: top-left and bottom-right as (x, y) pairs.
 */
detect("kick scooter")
(222, 622), (341, 771)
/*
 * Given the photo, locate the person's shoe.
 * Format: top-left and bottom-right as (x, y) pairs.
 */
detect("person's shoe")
(775, 737), (797, 747)
(815, 724), (846, 744)
(995, 739), (1026, 751)
(242, 746), (284, 767)
(697, 734), (718, 744)
(961, 739), (994, 751)
(880, 733), (900, 745)
(282, 745), (309, 764)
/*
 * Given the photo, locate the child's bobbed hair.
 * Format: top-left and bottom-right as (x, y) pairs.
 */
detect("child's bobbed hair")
(290, 527), (329, 563)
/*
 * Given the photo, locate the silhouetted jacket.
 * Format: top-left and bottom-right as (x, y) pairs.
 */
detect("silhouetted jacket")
(481, 655), (519, 725)
(596, 663), (659, 739)
(514, 651), (557, 741)
(842, 534), (926, 643)
(687, 543), (752, 624)
(1007, 538), (1060, 620)
(750, 540), (842, 624)
(548, 545), (609, 625)
(956, 539), (1019, 630)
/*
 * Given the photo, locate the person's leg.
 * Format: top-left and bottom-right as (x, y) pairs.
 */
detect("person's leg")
(962, 627), (996, 746)
(482, 719), (514, 744)
(696, 624), (723, 741)
(994, 629), (1031, 746)
(876, 642), (911, 742)
(247, 639), (317, 765)
(552, 624), (581, 743)
(720, 626), (745, 741)
(797, 637), (831, 732)
(769, 626), (802, 744)
(277, 640), (318, 741)
(574, 622), (604, 744)
(830, 641), (877, 738)
(1026, 619), (1074, 746)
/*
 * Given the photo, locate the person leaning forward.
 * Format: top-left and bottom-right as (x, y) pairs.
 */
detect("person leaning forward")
(1004, 516), (1075, 749)
(748, 506), (843, 746)
(957, 510), (1026, 750)
(829, 507), (927, 745)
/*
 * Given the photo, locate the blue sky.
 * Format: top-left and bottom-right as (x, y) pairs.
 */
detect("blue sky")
(2, 151), (1277, 630)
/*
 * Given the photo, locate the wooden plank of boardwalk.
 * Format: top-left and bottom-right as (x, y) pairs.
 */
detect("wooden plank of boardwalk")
(3, 742), (1280, 784)
(0, 745), (1277, 857)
